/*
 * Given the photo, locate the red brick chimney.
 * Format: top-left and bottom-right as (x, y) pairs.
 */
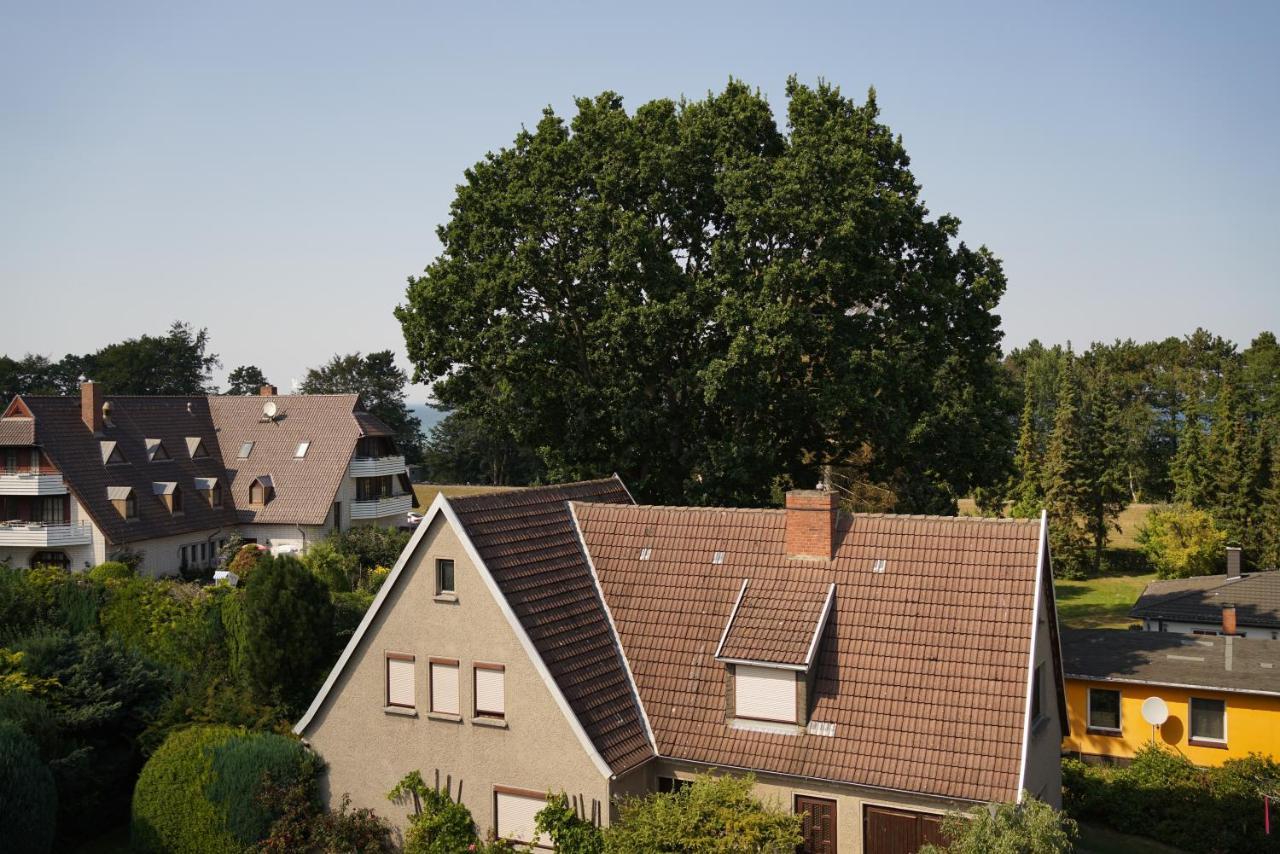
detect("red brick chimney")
(1222, 605), (1237, 636)
(81, 381), (103, 434)
(259, 384), (278, 396)
(785, 489), (838, 560)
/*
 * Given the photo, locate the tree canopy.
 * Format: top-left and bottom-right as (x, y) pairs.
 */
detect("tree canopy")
(225, 365), (269, 395)
(298, 350), (424, 464)
(397, 78), (1011, 509)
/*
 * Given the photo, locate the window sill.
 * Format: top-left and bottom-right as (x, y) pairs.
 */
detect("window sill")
(427, 711), (462, 723)
(383, 706), (417, 718)
(1189, 738), (1228, 750)
(1086, 727), (1122, 737)
(472, 716), (507, 729)
(433, 593), (458, 604)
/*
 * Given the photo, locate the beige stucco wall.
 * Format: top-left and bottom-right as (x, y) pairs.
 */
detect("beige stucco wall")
(1022, 545), (1065, 808)
(300, 512), (610, 839)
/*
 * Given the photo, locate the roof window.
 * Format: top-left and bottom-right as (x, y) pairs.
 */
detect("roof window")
(294, 441), (310, 459)
(100, 441), (125, 465)
(639, 547), (652, 561)
(186, 437), (208, 459)
(145, 439), (170, 462)
(712, 551), (725, 565)
(249, 475), (274, 507)
(237, 441), (254, 460)
(872, 558), (887, 574)
(108, 486), (137, 519)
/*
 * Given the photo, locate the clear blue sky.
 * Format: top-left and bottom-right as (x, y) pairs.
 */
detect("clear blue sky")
(2, 1), (1277, 401)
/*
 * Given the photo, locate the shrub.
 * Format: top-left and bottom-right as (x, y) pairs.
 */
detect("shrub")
(230, 544), (267, 578)
(332, 590), (375, 650)
(388, 770), (479, 854)
(0, 720), (57, 854)
(257, 773), (391, 853)
(919, 794), (1076, 854)
(304, 541), (360, 593)
(366, 565), (391, 594)
(88, 560), (134, 583)
(132, 724), (313, 854)
(329, 526), (410, 574)
(107, 545), (145, 572)
(100, 577), (216, 670)
(1136, 504), (1227, 578)
(537, 792), (604, 854)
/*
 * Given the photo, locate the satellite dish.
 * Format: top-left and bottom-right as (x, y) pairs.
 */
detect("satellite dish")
(1141, 696), (1169, 726)
(263, 400), (278, 419)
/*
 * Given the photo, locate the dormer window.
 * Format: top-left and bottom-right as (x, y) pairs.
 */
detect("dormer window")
(146, 439), (170, 462)
(153, 482), (182, 514)
(733, 665), (798, 724)
(186, 437), (208, 459)
(195, 477), (222, 508)
(249, 475), (274, 506)
(100, 441), (125, 465)
(294, 441), (310, 459)
(108, 486), (137, 519)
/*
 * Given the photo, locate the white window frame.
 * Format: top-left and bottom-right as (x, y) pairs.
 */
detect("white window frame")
(294, 441), (310, 458)
(1188, 696), (1227, 745)
(1086, 687), (1121, 733)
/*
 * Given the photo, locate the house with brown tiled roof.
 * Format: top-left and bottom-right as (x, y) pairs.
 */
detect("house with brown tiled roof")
(0, 381), (415, 575)
(295, 480), (1067, 854)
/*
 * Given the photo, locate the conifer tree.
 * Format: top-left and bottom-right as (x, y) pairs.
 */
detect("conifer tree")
(1258, 427), (1280, 570)
(1009, 387), (1044, 518)
(1171, 405), (1213, 507)
(1042, 353), (1092, 578)
(1081, 372), (1129, 571)
(1209, 373), (1261, 553)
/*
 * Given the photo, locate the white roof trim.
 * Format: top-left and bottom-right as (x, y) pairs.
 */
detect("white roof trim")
(803, 583), (837, 669)
(716, 656), (807, 672)
(294, 491), (615, 780)
(1064, 673), (1280, 699)
(713, 578), (750, 660)
(568, 500), (657, 755)
(1015, 510), (1048, 803)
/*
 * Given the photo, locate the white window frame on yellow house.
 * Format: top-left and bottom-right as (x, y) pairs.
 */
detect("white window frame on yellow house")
(1086, 687), (1121, 735)
(1188, 696), (1228, 747)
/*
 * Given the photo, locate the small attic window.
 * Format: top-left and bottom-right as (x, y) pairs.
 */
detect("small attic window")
(146, 439), (170, 462)
(108, 486), (137, 519)
(153, 482), (182, 514)
(238, 442), (254, 460)
(187, 437), (208, 459)
(101, 441), (125, 465)
(249, 476), (274, 507)
(712, 551), (725, 565)
(872, 558), (887, 574)
(639, 547), (652, 561)
(294, 441), (310, 459)
(195, 478), (222, 508)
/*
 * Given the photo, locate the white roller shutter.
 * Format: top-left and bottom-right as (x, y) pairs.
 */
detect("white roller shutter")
(387, 657), (415, 708)
(734, 664), (796, 723)
(475, 666), (505, 717)
(496, 790), (546, 845)
(431, 661), (459, 714)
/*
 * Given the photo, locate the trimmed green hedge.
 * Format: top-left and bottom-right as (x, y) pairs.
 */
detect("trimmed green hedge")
(87, 561), (134, 583)
(0, 720), (57, 854)
(131, 724), (315, 854)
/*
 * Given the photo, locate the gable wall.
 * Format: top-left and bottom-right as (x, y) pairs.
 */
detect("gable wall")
(1021, 541), (1065, 807)
(301, 513), (609, 837)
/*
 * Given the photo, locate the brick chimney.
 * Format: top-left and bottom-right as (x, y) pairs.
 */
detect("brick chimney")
(785, 489), (838, 561)
(1222, 604), (1237, 636)
(81, 381), (103, 434)
(1226, 546), (1242, 579)
(259, 384), (278, 396)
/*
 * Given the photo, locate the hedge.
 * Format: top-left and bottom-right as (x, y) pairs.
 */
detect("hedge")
(0, 720), (57, 854)
(131, 724), (315, 854)
(87, 561), (134, 583)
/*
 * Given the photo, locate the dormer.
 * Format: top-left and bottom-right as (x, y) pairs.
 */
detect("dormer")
(153, 481), (183, 514)
(108, 486), (137, 520)
(715, 577), (835, 731)
(186, 437), (209, 459)
(100, 440), (125, 465)
(249, 475), (274, 507)
(145, 439), (170, 462)
(194, 477), (223, 508)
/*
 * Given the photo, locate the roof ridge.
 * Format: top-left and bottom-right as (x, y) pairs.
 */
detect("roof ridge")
(576, 502), (1034, 524)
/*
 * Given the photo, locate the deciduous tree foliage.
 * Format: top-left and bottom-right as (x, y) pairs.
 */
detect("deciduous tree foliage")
(299, 350), (424, 464)
(397, 79), (1011, 509)
(226, 364), (270, 395)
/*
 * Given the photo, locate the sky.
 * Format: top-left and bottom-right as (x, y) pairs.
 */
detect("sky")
(2, 1), (1277, 403)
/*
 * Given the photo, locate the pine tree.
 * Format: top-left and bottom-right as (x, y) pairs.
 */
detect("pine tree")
(1209, 373), (1261, 554)
(1042, 353), (1092, 578)
(1258, 426), (1280, 570)
(1009, 387), (1044, 518)
(1081, 372), (1130, 572)
(1171, 405), (1213, 507)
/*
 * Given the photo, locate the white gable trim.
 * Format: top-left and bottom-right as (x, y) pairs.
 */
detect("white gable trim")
(803, 583), (837, 669)
(713, 578), (750, 659)
(568, 501), (657, 754)
(1015, 510), (1048, 802)
(294, 492), (615, 780)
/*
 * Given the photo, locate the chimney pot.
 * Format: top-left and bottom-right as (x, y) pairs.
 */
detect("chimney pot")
(1226, 546), (1242, 579)
(259, 384), (278, 397)
(80, 381), (103, 434)
(784, 489), (838, 561)
(1222, 604), (1237, 636)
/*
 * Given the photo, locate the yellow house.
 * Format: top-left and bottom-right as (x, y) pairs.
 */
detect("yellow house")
(1060, 628), (1280, 765)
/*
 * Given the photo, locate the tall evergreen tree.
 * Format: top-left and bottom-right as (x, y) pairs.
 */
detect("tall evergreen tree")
(1080, 371), (1130, 571)
(1042, 353), (1092, 578)
(1171, 406), (1213, 507)
(1208, 373), (1259, 552)
(1258, 426), (1280, 570)
(1009, 387), (1043, 518)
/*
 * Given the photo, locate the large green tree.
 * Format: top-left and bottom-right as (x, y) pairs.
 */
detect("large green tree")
(299, 351), (424, 463)
(397, 79), (1012, 509)
(225, 365), (269, 395)
(1042, 353), (1093, 577)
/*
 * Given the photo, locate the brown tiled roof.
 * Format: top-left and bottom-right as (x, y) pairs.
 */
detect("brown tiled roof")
(0, 416), (35, 445)
(208, 394), (365, 526)
(353, 411), (395, 437)
(449, 478), (653, 774)
(1131, 573), (1280, 630)
(1062, 628), (1280, 696)
(19, 396), (239, 544)
(573, 504), (1046, 803)
(717, 575), (834, 668)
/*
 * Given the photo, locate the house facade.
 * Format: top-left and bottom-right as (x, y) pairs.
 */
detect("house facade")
(1060, 628), (1280, 766)
(0, 382), (415, 576)
(1130, 549), (1280, 641)
(295, 479), (1068, 854)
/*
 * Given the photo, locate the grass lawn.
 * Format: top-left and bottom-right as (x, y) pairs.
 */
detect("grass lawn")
(412, 482), (523, 508)
(1055, 570), (1153, 629)
(1075, 821), (1188, 854)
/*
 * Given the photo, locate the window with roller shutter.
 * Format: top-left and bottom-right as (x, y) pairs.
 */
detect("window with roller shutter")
(474, 663), (505, 718)
(494, 787), (549, 847)
(430, 659), (460, 715)
(734, 664), (797, 723)
(385, 653), (415, 709)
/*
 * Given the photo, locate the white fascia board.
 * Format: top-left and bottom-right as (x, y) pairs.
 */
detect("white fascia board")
(715, 657), (808, 672)
(1014, 510), (1048, 803)
(803, 583), (837, 669)
(567, 501), (657, 754)
(713, 578), (750, 659)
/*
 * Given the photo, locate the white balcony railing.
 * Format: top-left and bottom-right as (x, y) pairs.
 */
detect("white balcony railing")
(0, 472), (68, 496)
(0, 521), (93, 547)
(349, 494), (413, 521)
(348, 455), (408, 478)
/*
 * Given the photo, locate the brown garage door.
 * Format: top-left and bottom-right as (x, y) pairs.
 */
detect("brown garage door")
(863, 805), (944, 854)
(796, 795), (837, 854)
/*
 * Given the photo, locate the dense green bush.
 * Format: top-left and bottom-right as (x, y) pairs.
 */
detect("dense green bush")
(331, 590), (375, 648)
(388, 770), (481, 854)
(258, 771), (391, 853)
(0, 719), (57, 854)
(329, 525), (410, 574)
(919, 794), (1076, 854)
(1135, 504), (1227, 578)
(132, 725), (314, 853)
(304, 541), (361, 593)
(99, 577), (216, 670)
(537, 793), (604, 854)
(1063, 746), (1280, 853)
(88, 560), (134, 583)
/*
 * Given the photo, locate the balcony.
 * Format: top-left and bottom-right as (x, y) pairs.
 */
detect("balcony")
(348, 455), (408, 478)
(0, 521), (93, 547)
(0, 472), (67, 496)
(349, 494), (413, 521)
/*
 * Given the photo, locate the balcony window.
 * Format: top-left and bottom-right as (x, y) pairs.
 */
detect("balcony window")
(38, 496), (65, 524)
(356, 475), (394, 502)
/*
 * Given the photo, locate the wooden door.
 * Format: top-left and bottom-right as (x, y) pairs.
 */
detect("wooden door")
(863, 805), (944, 854)
(796, 795), (837, 854)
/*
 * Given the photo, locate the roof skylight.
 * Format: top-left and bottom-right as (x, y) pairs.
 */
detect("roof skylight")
(238, 441), (254, 460)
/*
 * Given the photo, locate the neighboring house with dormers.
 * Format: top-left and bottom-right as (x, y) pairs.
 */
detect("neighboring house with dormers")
(295, 479), (1067, 854)
(0, 381), (415, 575)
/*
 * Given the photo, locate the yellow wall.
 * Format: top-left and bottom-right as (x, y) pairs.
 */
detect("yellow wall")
(1063, 678), (1280, 766)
